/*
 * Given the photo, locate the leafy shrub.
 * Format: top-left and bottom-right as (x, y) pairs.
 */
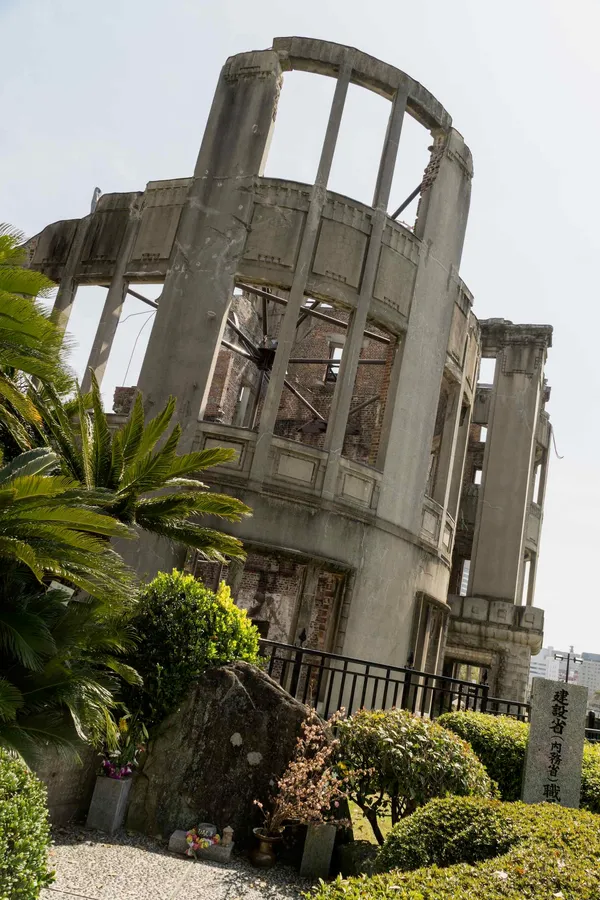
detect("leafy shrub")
(439, 711), (600, 812)
(581, 741), (600, 813)
(0, 750), (53, 898)
(312, 799), (600, 900)
(128, 570), (260, 728)
(437, 711), (528, 800)
(336, 709), (494, 844)
(375, 796), (522, 872)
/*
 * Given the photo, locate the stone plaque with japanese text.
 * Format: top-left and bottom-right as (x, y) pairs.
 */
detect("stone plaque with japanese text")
(522, 678), (587, 808)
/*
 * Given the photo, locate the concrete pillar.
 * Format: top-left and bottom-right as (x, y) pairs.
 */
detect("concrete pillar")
(50, 217), (91, 334)
(249, 57), (353, 484)
(378, 129), (473, 532)
(321, 88), (407, 499)
(81, 196), (142, 394)
(136, 50), (283, 453)
(469, 326), (551, 603)
(432, 378), (465, 512)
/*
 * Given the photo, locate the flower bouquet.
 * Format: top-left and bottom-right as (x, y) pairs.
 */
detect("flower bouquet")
(100, 715), (147, 779)
(185, 828), (221, 858)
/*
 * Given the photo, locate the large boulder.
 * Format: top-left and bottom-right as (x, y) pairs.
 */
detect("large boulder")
(126, 661), (311, 844)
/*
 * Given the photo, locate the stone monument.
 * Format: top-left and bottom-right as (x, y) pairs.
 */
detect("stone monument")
(522, 677), (587, 808)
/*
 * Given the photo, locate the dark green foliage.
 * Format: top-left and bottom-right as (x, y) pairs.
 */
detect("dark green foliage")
(438, 711), (600, 813)
(128, 570), (260, 728)
(336, 708), (494, 844)
(0, 749), (53, 898)
(437, 711), (528, 800)
(375, 796), (521, 872)
(31, 376), (251, 561)
(581, 742), (600, 814)
(312, 799), (600, 900)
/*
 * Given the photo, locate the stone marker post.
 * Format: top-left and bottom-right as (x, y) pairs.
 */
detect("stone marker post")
(522, 677), (587, 808)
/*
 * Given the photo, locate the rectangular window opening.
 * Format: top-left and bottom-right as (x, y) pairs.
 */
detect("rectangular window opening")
(459, 559), (471, 597)
(203, 287), (266, 429)
(324, 344), (343, 383)
(328, 82), (391, 207)
(263, 71), (336, 186)
(521, 557), (532, 605)
(104, 283), (162, 412)
(64, 285), (106, 389)
(388, 112), (432, 227)
(533, 463), (542, 505)
(478, 356), (496, 385)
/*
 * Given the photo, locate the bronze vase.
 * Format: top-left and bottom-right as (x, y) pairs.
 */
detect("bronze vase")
(250, 828), (283, 868)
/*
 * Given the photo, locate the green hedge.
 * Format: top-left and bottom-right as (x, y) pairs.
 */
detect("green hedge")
(313, 797), (600, 900)
(581, 742), (600, 813)
(0, 750), (53, 899)
(438, 711), (600, 812)
(437, 711), (528, 800)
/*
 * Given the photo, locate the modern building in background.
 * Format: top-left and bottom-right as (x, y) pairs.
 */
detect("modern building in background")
(529, 646), (562, 685)
(23, 37), (553, 703)
(529, 647), (600, 707)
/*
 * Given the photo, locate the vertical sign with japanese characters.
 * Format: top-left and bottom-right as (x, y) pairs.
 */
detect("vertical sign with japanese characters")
(522, 678), (587, 808)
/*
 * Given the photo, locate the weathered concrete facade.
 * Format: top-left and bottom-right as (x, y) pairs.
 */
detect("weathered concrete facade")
(25, 37), (552, 702)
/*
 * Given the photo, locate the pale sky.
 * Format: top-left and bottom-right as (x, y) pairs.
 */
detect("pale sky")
(1, 0), (598, 652)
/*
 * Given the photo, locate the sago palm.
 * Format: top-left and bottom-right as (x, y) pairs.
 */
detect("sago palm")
(0, 578), (140, 762)
(0, 224), (71, 449)
(32, 376), (251, 562)
(0, 447), (139, 762)
(0, 447), (136, 602)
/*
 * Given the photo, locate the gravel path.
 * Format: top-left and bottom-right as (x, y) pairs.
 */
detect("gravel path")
(41, 827), (315, 900)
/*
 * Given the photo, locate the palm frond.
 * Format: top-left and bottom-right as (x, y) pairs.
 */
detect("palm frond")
(0, 375), (41, 423)
(89, 372), (113, 487)
(0, 719), (81, 766)
(166, 445), (237, 476)
(0, 680), (23, 722)
(118, 392), (146, 466)
(137, 491), (251, 521)
(0, 447), (58, 484)
(133, 518), (246, 561)
(0, 609), (55, 671)
(120, 424), (181, 495)
(133, 395), (176, 459)
(75, 387), (94, 489)
(29, 384), (85, 481)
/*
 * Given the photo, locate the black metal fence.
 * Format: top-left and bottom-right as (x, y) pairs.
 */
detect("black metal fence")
(260, 639), (531, 722)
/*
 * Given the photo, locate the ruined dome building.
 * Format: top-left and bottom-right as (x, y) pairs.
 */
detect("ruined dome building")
(26, 38), (552, 703)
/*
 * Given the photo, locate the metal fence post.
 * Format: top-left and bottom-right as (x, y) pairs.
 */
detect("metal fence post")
(401, 668), (413, 711)
(480, 683), (489, 714)
(289, 646), (304, 698)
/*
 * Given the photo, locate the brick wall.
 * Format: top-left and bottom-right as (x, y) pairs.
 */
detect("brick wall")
(189, 548), (345, 653)
(114, 290), (397, 467)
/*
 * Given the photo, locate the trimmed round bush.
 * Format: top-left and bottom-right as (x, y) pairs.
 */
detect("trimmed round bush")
(129, 570), (260, 727)
(437, 711), (528, 800)
(375, 796), (522, 872)
(0, 750), (53, 899)
(312, 799), (600, 900)
(337, 709), (495, 844)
